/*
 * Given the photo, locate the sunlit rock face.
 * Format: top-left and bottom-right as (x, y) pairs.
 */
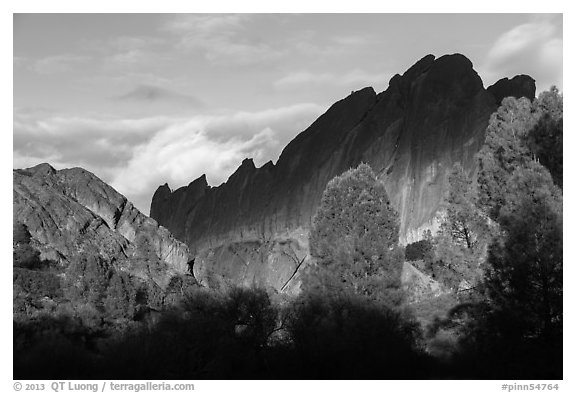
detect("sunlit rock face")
(14, 163), (191, 289)
(151, 53), (535, 293)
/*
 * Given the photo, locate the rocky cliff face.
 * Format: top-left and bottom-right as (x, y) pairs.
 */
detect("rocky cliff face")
(150, 53), (535, 293)
(487, 74), (536, 105)
(14, 163), (191, 289)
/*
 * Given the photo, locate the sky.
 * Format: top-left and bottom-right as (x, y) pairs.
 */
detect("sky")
(13, 13), (563, 214)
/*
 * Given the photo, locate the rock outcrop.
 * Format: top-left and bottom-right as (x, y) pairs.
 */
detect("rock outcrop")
(487, 74), (536, 105)
(14, 163), (191, 289)
(150, 53), (536, 293)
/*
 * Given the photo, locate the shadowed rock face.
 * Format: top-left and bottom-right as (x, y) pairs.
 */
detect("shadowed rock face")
(14, 163), (191, 289)
(487, 75), (536, 105)
(151, 53), (535, 293)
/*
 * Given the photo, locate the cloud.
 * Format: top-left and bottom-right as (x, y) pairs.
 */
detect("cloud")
(161, 14), (283, 66)
(285, 30), (379, 59)
(111, 73), (177, 89)
(274, 69), (391, 90)
(202, 104), (323, 140)
(110, 103), (324, 212)
(111, 126), (278, 212)
(331, 35), (376, 46)
(13, 56), (27, 67)
(108, 35), (166, 52)
(114, 85), (204, 108)
(479, 17), (562, 93)
(163, 14), (246, 35)
(102, 48), (171, 71)
(80, 33), (169, 71)
(13, 108), (174, 179)
(107, 50), (149, 65)
(29, 54), (91, 75)
(14, 103), (325, 214)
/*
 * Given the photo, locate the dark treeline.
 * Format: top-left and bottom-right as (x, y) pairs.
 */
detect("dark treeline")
(14, 286), (435, 379)
(14, 88), (562, 380)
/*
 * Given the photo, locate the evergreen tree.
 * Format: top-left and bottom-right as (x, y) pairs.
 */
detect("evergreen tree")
(534, 85), (563, 120)
(104, 271), (137, 319)
(64, 254), (110, 311)
(440, 163), (488, 250)
(476, 96), (538, 220)
(477, 87), (563, 219)
(484, 162), (562, 341)
(475, 90), (563, 332)
(305, 163), (404, 307)
(526, 87), (563, 188)
(433, 164), (489, 290)
(449, 90), (564, 377)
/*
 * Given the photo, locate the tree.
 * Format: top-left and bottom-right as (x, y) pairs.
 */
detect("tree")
(476, 96), (538, 220)
(13, 222), (44, 269)
(526, 87), (563, 188)
(484, 162), (562, 341)
(444, 162), (564, 379)
(104, 271), (137, 319)
(534, 85), (563, 120)
(476, 92), (562, 327)
(64, 253), (110, 311)
(445, 91), (563, 378)
(284, 293), (423, 378)
(477, 88), (563, 219)
(440, 163), (488, 250)
(305, 163), (404, 307)
(432, 164), (489, 290)
(474, 93), (562, 330)
(405, 238), (433, 262)
(224, 287), (278, 349)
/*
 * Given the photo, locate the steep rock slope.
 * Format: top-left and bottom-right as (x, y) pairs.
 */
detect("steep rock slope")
(151, 53), (535, 292)
(14, 163), (191, 289)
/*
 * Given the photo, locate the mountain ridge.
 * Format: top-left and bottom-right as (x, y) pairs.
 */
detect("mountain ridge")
(14, 162), (192, 290)
(150, 53), (536, 293)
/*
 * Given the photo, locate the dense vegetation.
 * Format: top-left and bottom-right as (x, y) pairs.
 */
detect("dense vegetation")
(416, 87), (563, 378)
(14, 88), (562, 379)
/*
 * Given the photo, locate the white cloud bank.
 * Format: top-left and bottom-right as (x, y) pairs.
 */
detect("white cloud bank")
(479, 16), (562, 93)
(14, 103), (325, 214)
